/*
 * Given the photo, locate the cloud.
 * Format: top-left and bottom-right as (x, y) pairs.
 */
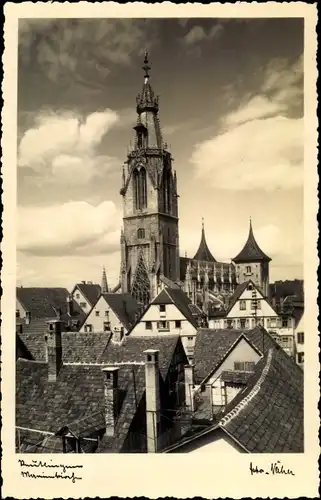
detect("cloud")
(183, 24), (224, 45)
(19, 19), (156, 91)
(18, 109), (119, 184)
(18, 201), (121, 257)
(190, 55), (303, 191)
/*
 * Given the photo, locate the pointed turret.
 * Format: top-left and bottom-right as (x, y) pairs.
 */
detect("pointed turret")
(193, 219), (217, 262)
(101, 267), (109, 294)
(233, 219), (271, 263)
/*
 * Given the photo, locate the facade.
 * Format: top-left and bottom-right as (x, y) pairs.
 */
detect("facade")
(208, 280), (295, 358)
(232, 219), (271, 298)
(129, 286), (206, 363)
(71, 281), (102, 313)
(180, 221), (238, 312)
(119, 52), (180, 307)
(295, 312), (304, 367)
(79, 293), (141, 336)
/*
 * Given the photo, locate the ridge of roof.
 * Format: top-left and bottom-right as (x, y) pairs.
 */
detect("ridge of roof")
(233, 220), (271, 263)
(74, 283), (101, 306)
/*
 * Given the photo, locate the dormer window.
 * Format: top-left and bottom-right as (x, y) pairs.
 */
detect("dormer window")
(137, 228), (145, 239)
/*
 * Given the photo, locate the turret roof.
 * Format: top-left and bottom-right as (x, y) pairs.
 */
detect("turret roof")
(193, 220), (217, 262)
(233, 219), (271, 263)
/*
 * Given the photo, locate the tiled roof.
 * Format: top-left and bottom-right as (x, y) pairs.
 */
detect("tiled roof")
(74, 283), (101, 306)
(151, 287), (199, 327)
(219, 347), (303, 452)
(160, 274), (181, 289)
(233, 221), (271, 263)
(17, 330), (111, 363)
(16, 287), (84, 320)
(194, 329), (245, 384)
(269, 280), (304, 301)
(102, 293), (141, 331)
(225, 281), (250, 314)
(100, 334), (180, 380)
(193, 223), (217, 262)
(16, 359), (146, 452)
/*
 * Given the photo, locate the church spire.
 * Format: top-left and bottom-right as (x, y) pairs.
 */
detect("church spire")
(232, 218), (271, 263)
(101, 266), (109, 294)
(193, 218), (217, 262)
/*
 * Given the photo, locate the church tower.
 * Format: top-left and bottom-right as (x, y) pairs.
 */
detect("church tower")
(119, 52), (180, 306)
(232, 219), (271, 298)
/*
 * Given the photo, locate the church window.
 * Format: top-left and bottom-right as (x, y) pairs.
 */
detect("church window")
(137, 228), (145, 239)
(133, 168), (147, 210)
(239, 300), (246, 311)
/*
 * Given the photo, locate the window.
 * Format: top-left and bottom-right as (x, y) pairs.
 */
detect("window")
(95, 311), (100, 317)
(16, 310), (20, 318)
(246, 266), (252, 274)
(80, 302), (87, 308)
(105, 311), (109, 318)
(256, 300), (261, 310)
(282, 318), (288, 328)
(297, 332), (304, 344)
(227, 319), (233, 329)
(187, 336), (194, 341)
(270, 318), (276, 328)
(297, 352), (304, 364)
(76, 293), (80, 299)
(175, 320), (181, 328)
(240, 318), (246, 328)
(239, 300), (246, 311)
(251, 300), (260, 310)
(137, 228), (145, 239)
(234, 361), (256, 372)
(159, 304), (166, 313)
(248, 284), (253, 290)
(133, 168), (147, 210)
(85, 324), (93, 333)
(145, 321), (152, 330)
(157, 321), (169, 331)
(103, 322), (111, 332)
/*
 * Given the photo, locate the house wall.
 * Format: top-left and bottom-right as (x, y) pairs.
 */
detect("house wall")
(227, 288), (277, 319)
(16, 299), (26, 318)
(129, 303), (197, 362)
(294, 313), (304, 366)
(72, 288), (91, 313)
(79, 296), (126, 333)
(170, 428), (244, 453)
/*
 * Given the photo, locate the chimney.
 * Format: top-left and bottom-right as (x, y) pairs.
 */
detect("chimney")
(112, 326), (124, 343)
(144, 349), (160, 453)
(66, 294), (73, 316)
(45, 319), (62, 382)
(102, 367), (119, 437)
(184, 364), (195, 412)
(25, 311), (31, 325)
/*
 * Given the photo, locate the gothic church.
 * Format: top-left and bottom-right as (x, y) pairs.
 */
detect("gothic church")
(116, 53), (271, 309)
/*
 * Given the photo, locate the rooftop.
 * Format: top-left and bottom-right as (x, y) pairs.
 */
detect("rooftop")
(73, 282), (101, 307)
(233, 220), (271, 263)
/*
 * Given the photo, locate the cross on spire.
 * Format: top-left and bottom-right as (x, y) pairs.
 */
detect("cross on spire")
(142, 50), (151, 80)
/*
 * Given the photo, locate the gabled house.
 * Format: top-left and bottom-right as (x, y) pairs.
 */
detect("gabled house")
(164, 343), (304, 454)
(79, 293), (141, 336)
(16, 286), (85, 333)
(71, 282), (102, 313)
(16, 319), (189, 453)
(208, 280), (295, 358)
(129, 286), (207, 363)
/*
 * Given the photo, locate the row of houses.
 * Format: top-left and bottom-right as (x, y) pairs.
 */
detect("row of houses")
(16, 317), (303, 454)
(16, 277), (305, 367)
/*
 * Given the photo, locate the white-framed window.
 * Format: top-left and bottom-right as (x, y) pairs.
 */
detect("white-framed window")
(145, 321), (152, 330)
(85, 324), (93, 333)
(76, 293), (80, 299)
(157, 320), (169, 331)
(239, 300), (246, 311)
(297, 332), (304, 344)
(105, 310), (109, 318)
(234, 361), (256, 371)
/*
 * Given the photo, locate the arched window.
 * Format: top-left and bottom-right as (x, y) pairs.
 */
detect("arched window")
(137, 228), (145, 239)
(162, 169), (171, 214)
(133, 168), (147, 210)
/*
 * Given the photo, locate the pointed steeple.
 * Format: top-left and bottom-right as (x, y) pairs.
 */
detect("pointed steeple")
(193, 218), (217, 262)
(233, 218), (271, 263)
(101, 267), (109, 294)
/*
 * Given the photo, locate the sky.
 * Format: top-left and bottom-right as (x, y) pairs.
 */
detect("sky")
(17, 17), (304, 290)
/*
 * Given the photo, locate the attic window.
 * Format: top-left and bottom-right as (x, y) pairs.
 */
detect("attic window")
(16, 310), (20, 318)
(175, 320), (181, 328)
(234, 361), (255, 372)
(239, 300), (246, 311)
(95, 311), (100, 317)
(159, 304), (166, 313)
(248, 284), (253, 290)
(80, 302), (87, 308)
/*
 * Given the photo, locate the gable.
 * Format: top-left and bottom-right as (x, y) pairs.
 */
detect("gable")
(227, 283), (277, 318)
